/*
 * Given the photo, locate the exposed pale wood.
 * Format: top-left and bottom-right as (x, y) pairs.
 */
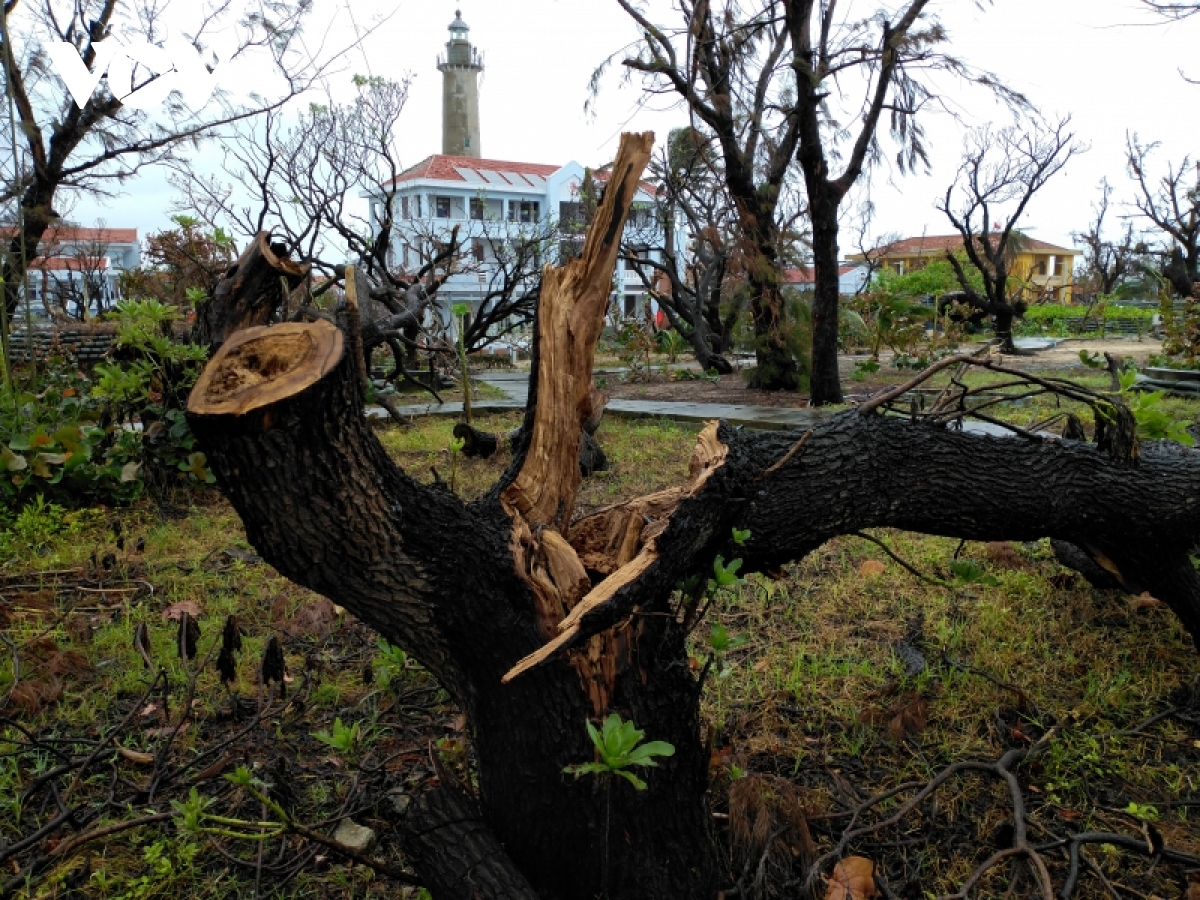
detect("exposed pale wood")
(343, 265), (370, 392)
(687, 421), (729, 490)
(504, 420), (732, 683)
(187, 320), (343, 417)
(501, 132), (655, 533)
(502, 543), (658, 684)
(541, 530), (591, 612)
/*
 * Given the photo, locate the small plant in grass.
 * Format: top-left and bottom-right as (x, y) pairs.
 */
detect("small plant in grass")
(852, 358), (881, 381)
(372, 637), (409, 691)
(447, 435), (465, 495)
(706, 623), (749, 680)
(1124, 801), (1159, 822)
(1113, 369), (1194, 445)
(656, 328), (688, 363)
(948, 560), (999, 587)
(563, 713), (675, 791)
(452, 302), (474, 423)
(312, 717), (364, 757)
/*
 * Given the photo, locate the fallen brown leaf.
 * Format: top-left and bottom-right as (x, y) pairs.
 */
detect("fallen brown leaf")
(859, 692), (928, 743)
(116, 745), (155, 765)
(984, 541), (1026, 570)
(9, 677), (63, 716)
(162, 600), (201, 621)
(858, 560), (886, 577)
(825, 856), (878, 900)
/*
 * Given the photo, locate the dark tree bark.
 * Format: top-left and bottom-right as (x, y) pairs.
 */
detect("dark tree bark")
(786, 0), (935, 406)
(190, 232), (310, 349)
(187, 133), (1200, 899)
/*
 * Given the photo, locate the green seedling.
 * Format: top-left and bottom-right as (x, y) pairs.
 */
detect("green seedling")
(312, 717), (361, 755)
(563, 713), (675, 791)
(1124, 801), (1159, 822)
(373, 638), (409, 690)
(948, 560), (999, 587)
(712, 554), (744, 587)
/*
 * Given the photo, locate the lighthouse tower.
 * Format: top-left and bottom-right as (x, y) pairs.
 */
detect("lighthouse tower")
(437, 9), (483, 158)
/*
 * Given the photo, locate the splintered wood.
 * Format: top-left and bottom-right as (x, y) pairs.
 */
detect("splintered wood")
(188, 320), (343, 417)
(502, 421), (728, 688)
(496, 132), (655, 700)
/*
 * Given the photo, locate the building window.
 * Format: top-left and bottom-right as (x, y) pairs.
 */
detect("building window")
(559, 201), (583, 230)
(470, 197), (486, 220)
(472, 238), (485, 262)
(436, 196), (452, 219)
(401, 197), (409, 219)
(402, 243), (411, 268)
(414, 196), (422, 218)
(624, 294), (638, 317)
(628, 203), (653, 227)
(509, 200), (539, 223)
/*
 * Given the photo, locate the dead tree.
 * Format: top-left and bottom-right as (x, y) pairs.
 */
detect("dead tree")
(1072, 178), (1142, 301)
(939, 119), (1079, 352)
(1127, 135), (1200, 299)
(186, 134), (1200, 900)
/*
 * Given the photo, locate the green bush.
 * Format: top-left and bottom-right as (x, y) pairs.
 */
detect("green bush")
(1, 298), (213, 512)
(1023, 303), (1154, 322)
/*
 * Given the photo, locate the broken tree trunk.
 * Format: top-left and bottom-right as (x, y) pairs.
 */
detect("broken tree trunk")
(191, 232), (310, 349)
(187, 133), (1200, 899)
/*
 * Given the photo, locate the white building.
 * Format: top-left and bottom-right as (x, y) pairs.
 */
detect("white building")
(783, 263), (872, 297)
(365, 11), (670, 337)
(1, 224), (140, 318)
(373, 155), (665, 321)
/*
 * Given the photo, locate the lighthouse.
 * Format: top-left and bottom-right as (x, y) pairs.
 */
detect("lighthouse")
(437, 9), (484, 158)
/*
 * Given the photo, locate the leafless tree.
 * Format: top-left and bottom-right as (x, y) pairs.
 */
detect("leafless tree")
(938, 118), (1080, 352)
(619, 128), (742, 374)
(611, 0), (1028, 404)
(1072, 179), (1145, 302)
(610, 1), (807, 391)
(0, 0), (357, 325)
(1142, 1), (1200, 18)
(1126, 135), (1200, 299)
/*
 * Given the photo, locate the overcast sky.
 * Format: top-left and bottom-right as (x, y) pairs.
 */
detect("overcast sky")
(68, 0), (1199, 256)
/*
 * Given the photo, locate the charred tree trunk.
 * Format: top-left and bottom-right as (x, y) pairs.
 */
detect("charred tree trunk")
(807, 199), (844, 405)
(187, 133), (1200, 899)
(191, 232), (310, 349)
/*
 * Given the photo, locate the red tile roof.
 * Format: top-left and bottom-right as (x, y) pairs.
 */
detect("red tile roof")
(0, 225), (138, 244)
(387, 155), (658, 196)
(861, 234), (1075, 258)
(30, 256), (111, 271)
(388, 155), (560, 186)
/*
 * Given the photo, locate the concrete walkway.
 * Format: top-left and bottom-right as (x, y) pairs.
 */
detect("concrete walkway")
(369, 370), (831, 431)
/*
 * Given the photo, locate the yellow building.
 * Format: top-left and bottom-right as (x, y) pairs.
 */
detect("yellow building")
(848, 234), (1080, 302)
